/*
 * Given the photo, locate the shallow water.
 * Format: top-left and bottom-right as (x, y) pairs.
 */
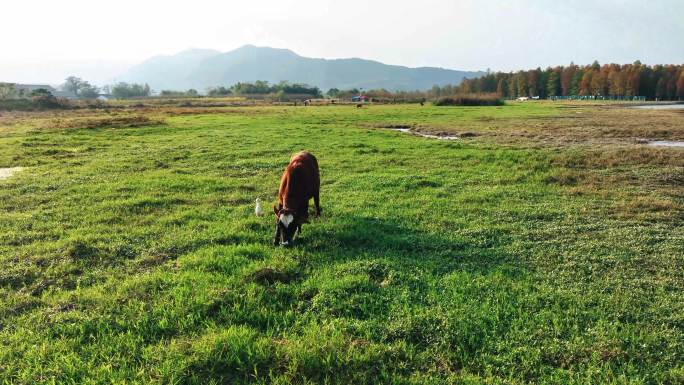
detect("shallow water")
(392, 128), (459, 140)
(648, 141), (684, 147)
(0, 167), (23, 180)
(632, 104), (684, 110)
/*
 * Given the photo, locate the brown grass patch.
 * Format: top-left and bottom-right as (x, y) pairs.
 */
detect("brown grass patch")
(619, 196), (678, 212)
(554, 146), (684, 169)
(613, 195), (682, 221)
(406, 104), (684, 147)
(45, 115), (165, 130)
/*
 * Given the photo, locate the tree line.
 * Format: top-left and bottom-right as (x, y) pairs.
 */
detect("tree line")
(442, 62), (684, 100)
(207, 81), (322, 97)
(64, 77), (151, 98)
(5, 62), (682, 103)
(0, 77), (152, 100)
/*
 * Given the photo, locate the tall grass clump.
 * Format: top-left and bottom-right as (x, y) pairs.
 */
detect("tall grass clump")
(433, 94), (504, 106)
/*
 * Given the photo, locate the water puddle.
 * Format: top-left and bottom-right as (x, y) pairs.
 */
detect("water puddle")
(391, 128), (459, 140)
(631, 104), (684, 110)
(0, 167), (24, 180)
(648, 141), (684, 148)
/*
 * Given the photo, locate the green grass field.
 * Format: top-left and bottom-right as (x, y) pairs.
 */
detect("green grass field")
(1, 103), (682, 384)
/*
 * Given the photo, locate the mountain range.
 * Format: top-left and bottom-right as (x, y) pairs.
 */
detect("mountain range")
(117, 45), (484, 93)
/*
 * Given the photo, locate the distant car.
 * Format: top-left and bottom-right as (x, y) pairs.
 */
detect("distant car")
(516, 97), (530, 101)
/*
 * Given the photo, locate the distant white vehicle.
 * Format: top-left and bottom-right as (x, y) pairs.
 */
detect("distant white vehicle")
(516, 97), (530, 101)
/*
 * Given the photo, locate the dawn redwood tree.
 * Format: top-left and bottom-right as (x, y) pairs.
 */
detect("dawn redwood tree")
(591, 60), (601, 71)
(638, 65), (655, 98)
(667, 68), (678, 100)
(594, 67), (611, 96)
(579, 71), (593, 95)
(546, 70), (560, 97)
(570, 69), (584, 96)
(496, 78), (508, 97)
(516, 72), (528, 97)
(508, 74), (518, 98)
(608, 68), (623, 97)
(332, 62), (683, 101)
(655, 76), (668, 100)
(527, 68), (542, 97)
(560, 64), (576, 96)
(626, 67), (641, 97)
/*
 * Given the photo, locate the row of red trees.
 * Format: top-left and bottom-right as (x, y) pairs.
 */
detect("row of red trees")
(445, 62), (684, 100)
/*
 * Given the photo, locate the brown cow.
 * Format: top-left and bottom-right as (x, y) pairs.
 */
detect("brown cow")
(273, 151), (321, 246)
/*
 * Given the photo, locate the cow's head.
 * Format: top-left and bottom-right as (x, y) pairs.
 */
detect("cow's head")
(273, 206), (297, 246)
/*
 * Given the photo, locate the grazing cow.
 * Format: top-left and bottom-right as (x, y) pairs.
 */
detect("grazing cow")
(273, 151), (321, 246)
(356, 104), (363, 108)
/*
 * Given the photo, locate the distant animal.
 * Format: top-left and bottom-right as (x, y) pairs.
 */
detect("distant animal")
(273, 151), (321, 246)
(356, 104), (362, 108)
(255, 198), (263, 217)
(420, 101), (424, 106)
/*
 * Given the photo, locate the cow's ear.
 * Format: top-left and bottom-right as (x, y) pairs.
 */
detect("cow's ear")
(273, 205), (279, 215)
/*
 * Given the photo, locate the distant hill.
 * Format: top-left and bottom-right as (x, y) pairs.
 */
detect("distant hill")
(117, 45), (484, 92)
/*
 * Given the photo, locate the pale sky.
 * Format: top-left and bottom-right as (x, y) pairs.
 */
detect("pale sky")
(2, 0), (683, 85)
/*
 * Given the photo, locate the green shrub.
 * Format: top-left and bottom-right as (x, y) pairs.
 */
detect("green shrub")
(32, 94), (63, 109)
(0, 96), (70, 111)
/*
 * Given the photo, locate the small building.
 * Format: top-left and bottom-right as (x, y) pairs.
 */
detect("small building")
(13, 84), (56, 97)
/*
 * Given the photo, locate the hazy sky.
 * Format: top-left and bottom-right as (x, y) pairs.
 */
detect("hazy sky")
(2, 0), (683, 85)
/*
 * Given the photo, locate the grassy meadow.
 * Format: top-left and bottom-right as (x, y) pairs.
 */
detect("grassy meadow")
(0, 102), (683, 384)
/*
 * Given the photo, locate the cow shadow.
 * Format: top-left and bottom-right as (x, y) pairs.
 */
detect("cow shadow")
(296, 214), (517, 278)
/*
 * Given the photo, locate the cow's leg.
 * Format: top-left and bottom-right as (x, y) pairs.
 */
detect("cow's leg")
(273, 224), (281, 246)
(297, 224), (302, 236)
(314, 192), (321, 217)
(302, 201), (309, 219)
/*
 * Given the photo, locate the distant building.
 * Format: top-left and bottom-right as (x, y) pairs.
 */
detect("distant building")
(13, 84), (55, 96)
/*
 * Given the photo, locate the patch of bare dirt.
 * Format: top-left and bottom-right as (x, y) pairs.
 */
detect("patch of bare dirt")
(0, 167), (23, 180)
